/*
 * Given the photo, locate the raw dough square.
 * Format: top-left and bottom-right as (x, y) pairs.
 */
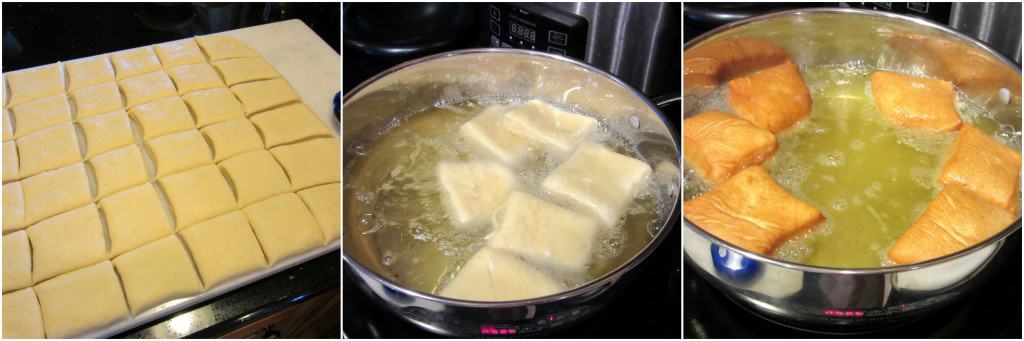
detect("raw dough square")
(167, 63), (225, 94)
(4, 63), (64, 108)
(182, 87), (246, 127)
(111, 46), (162, 79)
(542, 143), (653, 227)
(10, 93), (72, 139)
(78, 110), (135, 158)
(65, 55), (115, 91)
(488, 191), (599, 273)
(459, 104), (534, 165)
(439, 247), (565, 301)
(502, 99), (598, 153)
(196, 35), (260, 61)
(200, 118), (264, 161)
(242, 193), (324, 265)
(684, 110), (778, 184)
(3, 110), (12, 141)
(16, 123), (83, 179)
(2, 182), (24, 232)
(212, 57), (280, 85)
(219, 150), (292, 207)
(727, 61), (812, 133)
(158, 164), (237, 229)
(128, 96), (196, 140)
(437, 161), (516, 228)
(230, 78), (300, 114)
(89, 145), (149, 199)
(145, 130), (213, 178)
(270, 137), (340, 190)
(112, 235), (203, 314)
(3, 230), (32, 293)
(154, 38), (207, 68)
(27, 204), (107, 283)
(21, 163), (93, 226)
(33, 261), (130, 339)
(70, 82), (124, 119)
(178, 211), (267, 288)
(118, 70), (178, 108)
(3, 140), (17, 182)
(100, 183), (175, 257)
(297, 183), (340, 242)
(938, 124), (1021, 213)
(2, 287), (45, 339)
(871, 70), (962, 131)
(250, 103), (332, 147)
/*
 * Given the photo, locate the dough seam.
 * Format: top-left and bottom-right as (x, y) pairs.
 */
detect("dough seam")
(170, 233), (207, 290)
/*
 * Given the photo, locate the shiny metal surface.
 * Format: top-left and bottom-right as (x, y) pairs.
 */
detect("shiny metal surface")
(684, 8), (1023, 331)
(950, 2), (1022, 64)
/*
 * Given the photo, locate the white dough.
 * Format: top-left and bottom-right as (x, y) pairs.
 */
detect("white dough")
(542, 143), (652, 227)
(459, 104), (534, 165)
(437, 161), (516, 229)
(502, 99), (598, 153)
(439, 247), (565, 301)
(487, 191), (599, 273)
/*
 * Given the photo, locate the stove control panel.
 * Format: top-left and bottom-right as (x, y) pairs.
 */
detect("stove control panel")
(483, 3), (587, 60)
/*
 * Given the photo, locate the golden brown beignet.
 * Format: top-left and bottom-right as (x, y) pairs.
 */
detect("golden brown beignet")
(727, 61), (812, 133)
(684, 37), (792, 91)
(870, 70), (962, 131)
(937, 124), (1021, 214)
(683, 111), (777, 184)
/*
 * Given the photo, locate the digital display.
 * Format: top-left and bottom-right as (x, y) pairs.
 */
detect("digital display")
(509, 21), (536, 43)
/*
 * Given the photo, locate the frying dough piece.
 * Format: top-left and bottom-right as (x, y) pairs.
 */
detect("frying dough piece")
(166, 63), (225, 94)
(17, 123), (83, 178)
(250, 103), (331, 148)
(128, 96), (196, 140)
(70, 82), (125, 119)
(2, 287), (45, 339)
(437, 161), (516, 228)
(34, 261), (130, 339)
(178, 211), (267, 288)
(297, 183), (340, 242)
(100, 183), (175, 257)
(3, 230), (32, 293)
(937, 124), (1021, 213)
(89, 144), (149, 199)
(459, 104), (535, 165)
(3, 110), (12, 141)
(488, 191), (600, 273)
(685, 166), (824, 255)
(3, 141), (17, 182)
(145, 130), (213, 178)
(27, 204), (107, 283)
(158, 164), (237, 229)
(111, 46), (162, 79)
(112, 235), (203, 314)
(683, 110), (778, 184)
(154, 38), (207, 68)
(212, 57), (280, 85)
(888, 185), (1016, 264)
(727, 61), (812, 133)
(684, 37), (793, 91)
(870, 71), (962, 131)
(439, 247), (565, 301)
(182, 87), (246, 127)
(502, 99), (598, 153)
(242, 193), (324, 265)
(65, 55), (115, 92)
(118, 70), (178, 107)
(10, 93), (72, 139)
(78, 110), (135, 158)
(230, 78), (300, 114)
(542, 143), (653, 227)
(4, 63), (64, 108)
(195, 35), (260, 61)
(219, 150), (292, 207)
(2, 182), (24, 232)
(200, 118), (264, 161)
(270, 137), (340, 190)
(21, 163), (93, 226)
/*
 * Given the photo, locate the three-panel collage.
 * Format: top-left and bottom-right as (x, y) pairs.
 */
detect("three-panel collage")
(0, 1), (1020, 339)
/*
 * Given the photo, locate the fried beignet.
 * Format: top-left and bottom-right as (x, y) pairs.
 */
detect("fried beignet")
(870, 70), (962, 131)
(727, 61), (812, 133)
(684, 111), (777, 184)
(937, 124), (1021, 213)
(685, 37), (792, 91)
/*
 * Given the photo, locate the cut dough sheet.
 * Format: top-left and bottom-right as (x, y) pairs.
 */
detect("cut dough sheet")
(437, 161), (516, 228)
(65, 55), (115, 92)
(888, 185), (1016, 265)
(27, 204), (107, 284)
(128, 96), (197, 140)
(212, 57), (280, 85)
(78, 110), (135, 158)
(195, 35), (260, 61)
(250, 103), (332, 148)
(3, 140), (17, 182)
(683, 110), (777, 184)
(727, 61), (812, 133)
(684, 37), (793, 91)
(100, 183), (175, 257)
(501, 99), (598, 153)
(242, 193), (325, 265)
(166, 63), (225, 94)
(178, 211), (267, 288)
(21, 163), (93, 226)
(200, 118), (265, 161)
(3, 110), (12, 141)
(684, 166), (824, 255)
(16, 123), (83, 178)
(459, 104), (535, 165)
(111, 46), (162, 80)
(297, 183), (340, 242)
(153, 38), (207, 68)
(270, 137), (340, 191)
(438, 247), (566, 301)
(70, 82), (125, 119)
(488, 191), (600, 273)
(219, 150), (293, 207)
(10, 93), (72, 139)
(33, 261), (130, 339)
(542, 143), (653, 227)
(937, 124), (1021, 213)
(4, 63), (64, 108)
(2, 182), (24, 232)
(158, 164), (237, 229)
(2, 287), (45, 339)
(89, 144), (149, 199)
(870, 70), (962, 131)
(118, 70), (178, 108)
(145, 129), (214, 178)
(3, 230), (32, 293)
(112, 235), (203, 314)
(230, 78), (300, 115)
(181, 87), (247, 127)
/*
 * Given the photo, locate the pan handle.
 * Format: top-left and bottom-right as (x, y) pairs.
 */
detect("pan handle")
(651, 92), (681, 111)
